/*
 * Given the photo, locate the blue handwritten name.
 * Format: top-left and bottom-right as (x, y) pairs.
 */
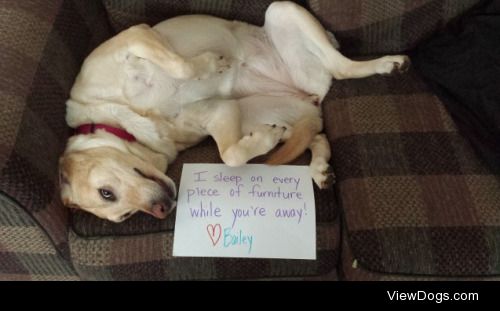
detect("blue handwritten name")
(223, 227), (254, 254)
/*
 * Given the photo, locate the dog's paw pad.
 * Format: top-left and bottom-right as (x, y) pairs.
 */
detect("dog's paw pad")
(311, 162), (336, 189)
(321, 168), (336, 189)
(305, 94), (320, 106)
(263, 124), (286, 144)
(239, 125), (284, 153)
(214, 55), (231, 74)
(378, 55), (411, 76)
(191, 52), (231, 79)
(390, 56), (411, 74)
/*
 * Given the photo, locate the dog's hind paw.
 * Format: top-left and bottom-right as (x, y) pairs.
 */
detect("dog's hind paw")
(390, 56), (411, 74)
(377, 55), (411, 75)
(310, 160), (336, 189)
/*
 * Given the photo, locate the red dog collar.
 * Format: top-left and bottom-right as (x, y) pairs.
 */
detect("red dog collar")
(75, 124), (136, 142)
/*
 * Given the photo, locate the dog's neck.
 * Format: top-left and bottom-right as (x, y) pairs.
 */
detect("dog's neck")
(65, 99), (179, 164)
(75, 123), (137, 142)
(66, 130), (170, 173)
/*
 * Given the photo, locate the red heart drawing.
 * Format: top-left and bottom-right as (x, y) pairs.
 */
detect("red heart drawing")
(206, 224), (222, 246)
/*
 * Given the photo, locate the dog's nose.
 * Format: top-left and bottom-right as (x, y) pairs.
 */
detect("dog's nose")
(150, 198), (176, 219)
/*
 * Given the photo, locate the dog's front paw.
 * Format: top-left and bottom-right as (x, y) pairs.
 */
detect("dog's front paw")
(221, 125), (285, 167)
(214, 54), (232, 74)
(191, 52), (231, 80)
(377, 55), (411, 75)
(244, 124), (286, 152)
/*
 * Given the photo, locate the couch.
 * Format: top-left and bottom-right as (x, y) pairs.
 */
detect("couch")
(0, 0), (498, 281)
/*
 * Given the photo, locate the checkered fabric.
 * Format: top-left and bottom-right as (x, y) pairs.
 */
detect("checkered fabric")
(70, 139), (339, 280)
(0, 0), (111, 279)
(2, 0), (496, 281)
(340, 225), (500, 280)
(307, 0), (481, 55)
(0, 195), (78, 280)
(323, 67), (500, 277)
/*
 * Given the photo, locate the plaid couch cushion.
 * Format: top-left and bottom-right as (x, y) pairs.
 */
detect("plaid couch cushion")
(70, 139), (339, 280)
(307, 0), (481, 55)
(70, 222), (339, 281)
(0, 0), (112, 259)
(0, 195), (78, 280)
(323, 66), (500, 276)
(102, 0), (305, 32)
(340, 225), (500, 280)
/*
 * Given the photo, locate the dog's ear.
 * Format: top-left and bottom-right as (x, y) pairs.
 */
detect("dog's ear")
(64, 200), (81, 211)
(126, 142), (169, 173)
(123, 24), (195, 80)
(58, 155), (71, 186)
(59, 155), (75, 208)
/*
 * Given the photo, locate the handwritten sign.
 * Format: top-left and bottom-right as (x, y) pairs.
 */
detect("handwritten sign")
(172, 164), (316, 259)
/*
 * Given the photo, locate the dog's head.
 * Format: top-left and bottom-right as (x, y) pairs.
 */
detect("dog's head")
(59, 146), (176, 223)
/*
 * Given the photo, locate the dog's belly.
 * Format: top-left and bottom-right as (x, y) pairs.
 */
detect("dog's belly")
(230, 23), (307, 98)
(154, 15), (308, 100)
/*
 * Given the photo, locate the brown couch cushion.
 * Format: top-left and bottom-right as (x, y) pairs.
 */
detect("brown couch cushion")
(323, 67), (500, 276)
(69, 221), (339, 281)
(307, 0), (480, 55)
(340, 224), (500, 280)
(102, 0), (303, 32)
(0, 0), (112, 259)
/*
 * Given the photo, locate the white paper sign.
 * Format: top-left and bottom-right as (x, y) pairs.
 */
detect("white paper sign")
(172, 164), (316, 259)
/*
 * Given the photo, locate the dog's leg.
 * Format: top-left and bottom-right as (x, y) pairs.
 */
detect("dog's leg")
(125, 24), (230, 80)
(196, 99), (285, 167)
(308, 134), (335, 189)
(264, 2), (409, 85)
(221, 124), (286, 167)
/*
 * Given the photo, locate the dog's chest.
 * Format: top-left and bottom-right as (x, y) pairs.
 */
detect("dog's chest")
(171, 72), (234, 104)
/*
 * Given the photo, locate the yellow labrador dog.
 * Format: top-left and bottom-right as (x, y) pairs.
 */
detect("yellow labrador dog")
(59, 2), (409, 222)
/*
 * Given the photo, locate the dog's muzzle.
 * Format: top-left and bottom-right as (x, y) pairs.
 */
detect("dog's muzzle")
(134, 167), (177, 219)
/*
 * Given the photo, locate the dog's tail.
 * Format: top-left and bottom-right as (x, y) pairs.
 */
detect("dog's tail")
(266, 116), (322, 165)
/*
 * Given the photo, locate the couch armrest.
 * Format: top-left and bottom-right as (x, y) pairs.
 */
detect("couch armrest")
(0, 0), (112, 258)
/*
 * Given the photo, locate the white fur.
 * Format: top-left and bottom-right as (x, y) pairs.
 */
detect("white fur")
(64, 1), (409, 193)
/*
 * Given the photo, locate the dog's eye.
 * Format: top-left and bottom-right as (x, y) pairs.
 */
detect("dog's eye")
(98, 188), (116, 202)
